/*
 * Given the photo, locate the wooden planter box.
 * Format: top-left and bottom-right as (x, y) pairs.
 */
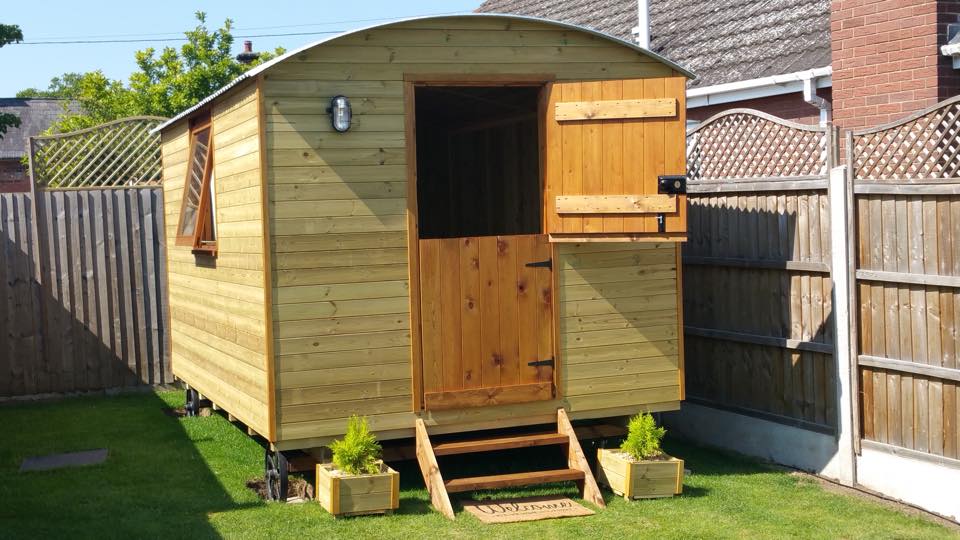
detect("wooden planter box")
(316, 461), (399, 517)
(596, 448), (683, 499)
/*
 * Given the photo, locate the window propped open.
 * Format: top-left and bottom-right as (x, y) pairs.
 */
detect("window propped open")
(176, 114), (217, 255)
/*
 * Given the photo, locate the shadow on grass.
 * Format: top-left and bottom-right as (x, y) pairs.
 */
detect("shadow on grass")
(0, 391), (260, 538)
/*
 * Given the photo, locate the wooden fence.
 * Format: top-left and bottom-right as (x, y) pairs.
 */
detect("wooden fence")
(0, 188), (170, 397)
(1, 116), (169, 398)
(849, 96), (960, 461)
(683, 110), (838, 433)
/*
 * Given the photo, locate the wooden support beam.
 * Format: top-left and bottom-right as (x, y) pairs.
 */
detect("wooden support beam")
(555, 194), (676, 214)
(415, 419), (455, 520)
(684, 326), (834, 354)
(557, 408), (606, 508)
(688, 179), (828, 193)
(684, 256), (831, 273)
(555, 98), (676, 121)
(856, 269), (960, 289)
(858, 354), (960, 383)
(549, 232), (687, 243)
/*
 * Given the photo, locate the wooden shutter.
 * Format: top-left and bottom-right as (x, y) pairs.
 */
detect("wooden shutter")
(542, 77), (687, 241)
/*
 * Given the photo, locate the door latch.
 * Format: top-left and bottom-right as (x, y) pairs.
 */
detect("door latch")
(528, 357), (555, 367)
(525, 258), (552, 270)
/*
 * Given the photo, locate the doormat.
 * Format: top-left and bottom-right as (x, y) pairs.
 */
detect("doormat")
(20, 449), (108, 472)
(462, 496), (595, 523)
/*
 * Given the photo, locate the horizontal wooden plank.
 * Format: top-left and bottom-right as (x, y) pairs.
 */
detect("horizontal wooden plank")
(684, 256), (830, 273)
(274, 296), (409, 321)
(424, 382), (553, 410)
(277, 346), (408, 373)
(684, 326), (834, 354)
(853, 182), (960, 195)
(444, 468), (583, 493)
(856, 269), (960, 289)
(687, 179), (828, 193)
(291, 45), (654, 64)
(273, 231), (407, 252)
(556, 98), (675, 121)
(432, 432), (569, 456)
(280, 378), (411, 406)
(550, 233), (688, 243)
(555, 194), (676, 214)
(278, 362), (411, 388)
(858, 354), (960, 383)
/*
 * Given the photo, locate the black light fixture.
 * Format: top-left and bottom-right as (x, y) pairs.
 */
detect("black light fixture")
(327, 95), (352, 132)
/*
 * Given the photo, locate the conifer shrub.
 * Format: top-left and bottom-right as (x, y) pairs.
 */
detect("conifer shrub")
(329, 415), (383, 475)
(621, 412), (666, 461)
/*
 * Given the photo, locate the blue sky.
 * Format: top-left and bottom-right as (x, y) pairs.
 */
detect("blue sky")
(0, 1), (482, 96)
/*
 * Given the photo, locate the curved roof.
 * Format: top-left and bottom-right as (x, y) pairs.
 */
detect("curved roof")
(155, 13), (694, 133)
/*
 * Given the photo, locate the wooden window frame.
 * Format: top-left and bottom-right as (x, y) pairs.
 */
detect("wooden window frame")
(175, 113), (218, 256)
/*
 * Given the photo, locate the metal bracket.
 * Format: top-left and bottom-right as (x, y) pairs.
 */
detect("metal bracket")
(525, 258), (552, 270)
(657, 213), (666, 233)
(527, 357), (555, 367)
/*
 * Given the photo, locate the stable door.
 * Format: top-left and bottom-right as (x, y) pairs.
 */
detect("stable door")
(418, 234), (555, 410)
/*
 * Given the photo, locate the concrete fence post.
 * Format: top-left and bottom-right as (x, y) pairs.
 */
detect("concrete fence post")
(828, 164), (856, 486)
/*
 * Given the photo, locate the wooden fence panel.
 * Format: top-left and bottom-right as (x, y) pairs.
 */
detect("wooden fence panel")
(850, 96), (960, 460)
(684, 110), (838, 432)
(0, 188), (170, 397)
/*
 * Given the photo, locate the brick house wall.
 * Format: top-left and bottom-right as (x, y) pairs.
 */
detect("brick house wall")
(689, 88), (833, 125)
(831, 0), (960, 130)
(0, 159), (29, 193)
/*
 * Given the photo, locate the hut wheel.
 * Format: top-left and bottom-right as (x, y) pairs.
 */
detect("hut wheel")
(185, 388), (200, 417)
(264, 449), (289, 502)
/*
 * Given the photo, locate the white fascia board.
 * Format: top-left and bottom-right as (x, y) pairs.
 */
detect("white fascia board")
(687, 67), (832, 108)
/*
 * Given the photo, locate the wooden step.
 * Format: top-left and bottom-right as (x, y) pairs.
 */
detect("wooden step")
(432, 432), (569, 456)
(445, 468), (585, 493)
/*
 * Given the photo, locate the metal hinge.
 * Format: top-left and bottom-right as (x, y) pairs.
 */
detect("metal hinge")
(527, 357), (555, 367)
(525, 258), (552, 270)
(657, 213), (666, 233)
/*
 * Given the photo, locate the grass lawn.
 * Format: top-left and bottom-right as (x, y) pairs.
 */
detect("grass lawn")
(0, 390), (955, 539)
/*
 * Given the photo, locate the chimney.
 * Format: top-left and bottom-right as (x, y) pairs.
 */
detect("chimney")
(236, 40), (260, 64)
(633, 0), (650, 49)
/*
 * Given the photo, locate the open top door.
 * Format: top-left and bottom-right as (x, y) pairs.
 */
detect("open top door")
(542, 77), (687, 242)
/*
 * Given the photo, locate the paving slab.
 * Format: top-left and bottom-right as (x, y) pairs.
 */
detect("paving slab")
(20, 449), (108, 472)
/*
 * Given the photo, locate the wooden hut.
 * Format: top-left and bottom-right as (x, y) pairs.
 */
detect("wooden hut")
(156, 14), (692, 513)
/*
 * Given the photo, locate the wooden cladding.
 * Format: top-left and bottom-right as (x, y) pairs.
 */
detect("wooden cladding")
(543, 78), (687, 239)
(555, 98), (676, 121)
(419, 234), (555, 410)
(555, 195), (676, 214)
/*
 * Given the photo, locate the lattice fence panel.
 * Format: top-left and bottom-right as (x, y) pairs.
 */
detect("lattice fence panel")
(688, 110), (829, 182)
(30, 116), (166, 188)
(852, 97), (960, 181)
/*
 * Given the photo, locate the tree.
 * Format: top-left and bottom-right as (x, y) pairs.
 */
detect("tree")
(0, 23), (24, 139)
(19, 12), (282, 133)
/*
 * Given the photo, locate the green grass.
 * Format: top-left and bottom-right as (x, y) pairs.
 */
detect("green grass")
(0, 390), (954, 539)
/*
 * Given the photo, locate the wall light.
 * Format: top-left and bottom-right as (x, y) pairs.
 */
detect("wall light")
(327, 95), (352, 133)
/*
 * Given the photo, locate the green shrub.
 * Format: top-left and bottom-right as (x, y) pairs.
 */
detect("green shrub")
(621, 412), (666, 461)
(329, 415), (382, 475)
